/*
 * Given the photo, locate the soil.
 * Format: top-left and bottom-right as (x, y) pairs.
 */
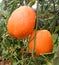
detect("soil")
(0, 56), (11, 65)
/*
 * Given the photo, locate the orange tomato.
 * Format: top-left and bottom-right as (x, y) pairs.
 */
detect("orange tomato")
(7, 6), (36, 39)
(29, 30), (53, 56)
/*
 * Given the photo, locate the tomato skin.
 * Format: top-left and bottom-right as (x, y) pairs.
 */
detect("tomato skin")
(29, 30), (53, 56)
(7, 6), (36, 39)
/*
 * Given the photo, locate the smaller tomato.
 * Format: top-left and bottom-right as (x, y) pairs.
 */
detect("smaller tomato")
(29, 30), (53, 56)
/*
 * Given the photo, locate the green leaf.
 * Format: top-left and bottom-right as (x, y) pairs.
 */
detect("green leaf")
(47, 61), (52, 65)
(2, 50), (12, 59)
(57, 1), (59, 5)
(13, 62), (18, 65)
(55, 26), (59, 33)
(52, 34), (58, 43)
(53, 42), (59, 65)
(28, 1), (35, 7)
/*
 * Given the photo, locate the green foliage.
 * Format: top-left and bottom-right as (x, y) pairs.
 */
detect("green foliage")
(0, 0), (59, 65)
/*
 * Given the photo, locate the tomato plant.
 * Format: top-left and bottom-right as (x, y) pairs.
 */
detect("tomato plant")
(0, 0), (59, 65)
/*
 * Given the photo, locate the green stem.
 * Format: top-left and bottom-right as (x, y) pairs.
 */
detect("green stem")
(41, 54), (52, 65)
(52, 0), (55, 13)
(10, 0), (17, 14)
(32, 0), (39, 58)
(22, 54), (24, 65)
(2, 36), (8, 50)
(26, 37), (29, 53)
(41, 4), (44, 13)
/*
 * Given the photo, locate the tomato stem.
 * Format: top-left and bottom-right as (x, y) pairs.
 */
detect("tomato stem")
(32, 0), (39, 58)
